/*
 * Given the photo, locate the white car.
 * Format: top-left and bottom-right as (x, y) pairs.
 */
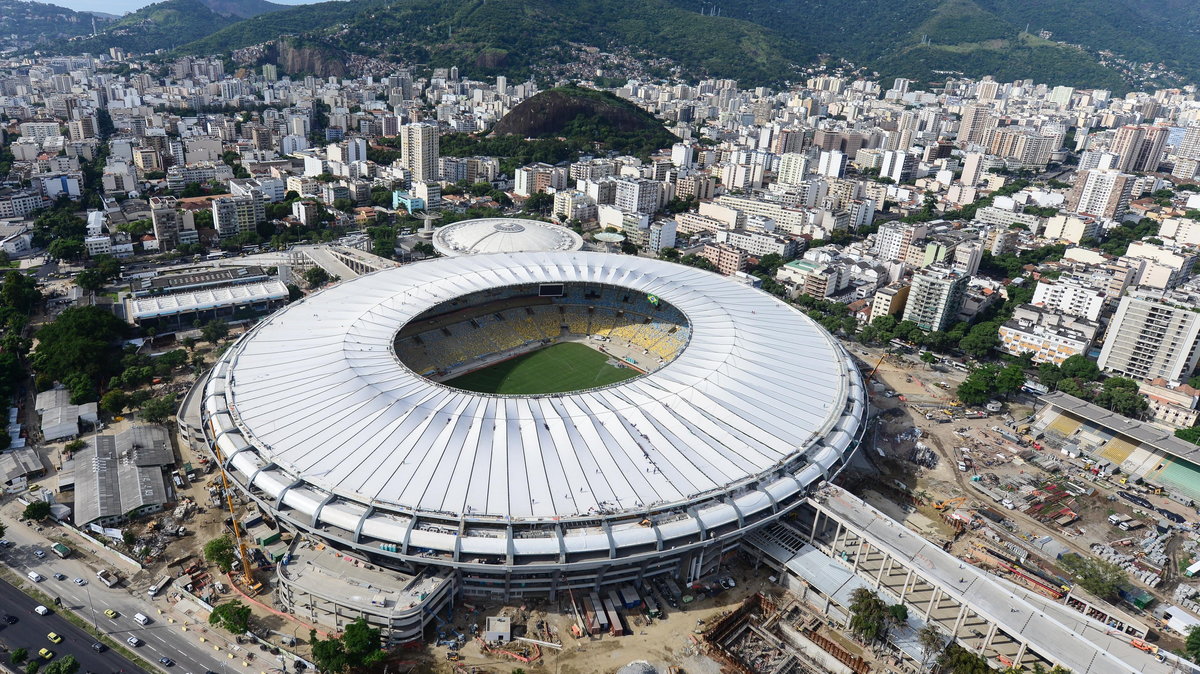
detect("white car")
(33, 606), (49, 615)
(32, 550), (45, 559)
(126, 636), (141, 647)
(72, 578), (86, 586)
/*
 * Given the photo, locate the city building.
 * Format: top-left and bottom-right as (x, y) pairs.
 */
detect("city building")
(1098, 293), (1200, 382)
(400, 122), (439, 183)
(699, 242), (749, 275)
(997, 305), (1098, 365)
(212, 192), (266, 239)
(870, 283), (910, 322)
(1066, 169), (1135, 219)
(902, 265), (968, 332)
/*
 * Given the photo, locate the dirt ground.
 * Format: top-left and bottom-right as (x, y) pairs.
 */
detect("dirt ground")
(852, 344), (1197, 636)
(420, 559), (781, 674)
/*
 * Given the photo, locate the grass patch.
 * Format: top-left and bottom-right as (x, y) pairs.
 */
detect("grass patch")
(445, 342), (638, 394)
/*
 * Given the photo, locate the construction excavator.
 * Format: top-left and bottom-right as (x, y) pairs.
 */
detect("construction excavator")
(933, 496), (968, 510)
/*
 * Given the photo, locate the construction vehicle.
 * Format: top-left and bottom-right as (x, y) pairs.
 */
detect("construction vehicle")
(210, 438), (254, 587)
(866, 355), (886, 383)
(933, 496), (967, 510)
(1131, 639), (1159, 654)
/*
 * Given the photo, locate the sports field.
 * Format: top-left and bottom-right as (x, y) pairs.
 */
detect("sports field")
(445, 342), (639, 394)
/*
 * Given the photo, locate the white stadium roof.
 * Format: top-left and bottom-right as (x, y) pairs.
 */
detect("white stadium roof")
(130, 280), (289, 320)
(211, 252), (862, 525)
(431, 218), (584, 257)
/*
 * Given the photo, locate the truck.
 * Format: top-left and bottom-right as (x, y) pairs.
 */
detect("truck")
(50, 543), (71, 559)
(95, 570), (121, 588)
(148, 574), (173, 597)
(1108, 513), (1141, 531)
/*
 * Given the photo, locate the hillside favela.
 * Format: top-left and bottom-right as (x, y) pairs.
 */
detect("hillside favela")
(3, 0), (1200, 673)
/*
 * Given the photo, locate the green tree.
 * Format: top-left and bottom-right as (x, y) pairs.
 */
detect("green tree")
(309, 618), (384, 673)
(959, 322), (1000, 360)
(47, 238), (84, 261)
(658, 247), (681, 261)
(1038, 361), (1063, 390)
(140, 395), (176, 424)
(42, 655), (79, 674)
(920, 351), (938, 368)
(31, 306), (129, 400)
(99, 390), (128, 416)
(1058, 355), (1100, 382)
(23, 500), (51, 520)
(996, 363), (1026, 395)
(1093, 377), (1148, 417)
(10, 648), (26, 664)
(957, 366), (998, 405)
(1059, 553), (1125, 600)
(848, 587), (891, 644)
(1186, 625), (1200, 662)
(74, 269), (109, 292)
(524, 192), (554, 213)
(304, 266), (331, 288)
(209, 600), (252, 634)
(181, 336), (197, 351)
(204, 536), (237, 573)
(201, 319), (229, 345)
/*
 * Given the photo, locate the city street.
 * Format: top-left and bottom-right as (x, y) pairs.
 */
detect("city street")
(0, 574), (142, 674)
(0, 515), (264, 674)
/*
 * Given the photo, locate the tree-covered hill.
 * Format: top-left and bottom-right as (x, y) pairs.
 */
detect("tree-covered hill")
(61, 0), (286, 55)
(183, 0), (808, 86)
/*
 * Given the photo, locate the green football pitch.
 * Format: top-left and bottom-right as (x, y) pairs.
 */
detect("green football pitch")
(445, 342), (639, 394)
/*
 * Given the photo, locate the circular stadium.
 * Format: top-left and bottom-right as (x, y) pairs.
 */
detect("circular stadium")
(202, 251), (866, 603)
(431, 217), (584, 257)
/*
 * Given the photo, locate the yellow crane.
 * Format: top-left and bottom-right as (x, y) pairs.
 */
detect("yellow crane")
(210, 440), (254, 587)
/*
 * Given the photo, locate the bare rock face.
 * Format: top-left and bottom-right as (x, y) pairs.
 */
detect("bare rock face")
(271, 38), (347, 78)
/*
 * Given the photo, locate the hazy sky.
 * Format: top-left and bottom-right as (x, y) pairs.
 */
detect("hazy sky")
(52, 0), (314, 14)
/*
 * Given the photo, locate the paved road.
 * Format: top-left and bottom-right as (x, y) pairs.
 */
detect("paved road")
(0, 574), (144, 674)
(0, 517), (260, 674)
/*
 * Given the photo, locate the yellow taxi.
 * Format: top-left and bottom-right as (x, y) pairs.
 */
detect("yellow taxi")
(104, 609), (118, 619)
(47, 632), (62, 644)
(38, 648), (54, 660)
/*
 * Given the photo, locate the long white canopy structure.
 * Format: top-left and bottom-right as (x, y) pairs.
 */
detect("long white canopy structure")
(203, 252), (865, 588)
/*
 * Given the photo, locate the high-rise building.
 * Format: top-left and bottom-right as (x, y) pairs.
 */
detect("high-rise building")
(959, 152), (985, 186)
(880, 150), (917, 184)
(1098, 293), (1200, 382)
(874, 221), (927, 262)
(400, 123), (439, 183)
(1111, 125), (1168, 173)
(212, 192), (265, 239)
(902, 266), (968, 332)
(1065, 169), (1135, 219)
(151, 205), (183, 250)
(777, 153), (810, 186)
(614, 178), (661, 214)
(957, 104), (993, 145)
(1177, 123), (1200, 161)
(817, 150), (846, 179)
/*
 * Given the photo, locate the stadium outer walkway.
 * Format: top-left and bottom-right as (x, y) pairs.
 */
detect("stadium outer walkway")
(748, 485), (1191, 674)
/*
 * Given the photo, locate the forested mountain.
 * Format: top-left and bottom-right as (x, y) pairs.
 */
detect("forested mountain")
(63, 0), (286, 54)
(40, 0), (1200, 90)
(0, 0), (114, 50)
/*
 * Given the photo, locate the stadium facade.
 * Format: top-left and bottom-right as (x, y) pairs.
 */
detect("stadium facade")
(196, 252), (867, 642)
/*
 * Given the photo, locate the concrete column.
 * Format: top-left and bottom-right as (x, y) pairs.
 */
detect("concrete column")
(899, 568), (914, 600)
(1014, 642), (1028, 667)
(874, 554), (891, 588)
(852, 538), (866, 571)
(923, 587), (941, 621)
(951, 603), (969, 636)
(981, 622), (998, 653)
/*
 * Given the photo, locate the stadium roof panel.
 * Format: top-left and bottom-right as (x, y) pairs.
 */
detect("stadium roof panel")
(217, 252), (861, 522)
